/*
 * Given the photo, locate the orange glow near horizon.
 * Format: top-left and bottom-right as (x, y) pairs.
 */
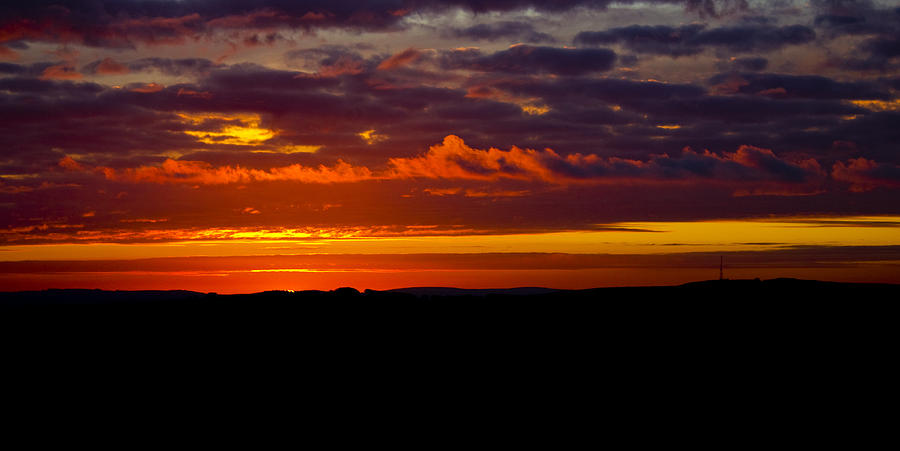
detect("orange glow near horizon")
(1, 215), (899, 292)
(2, 264), (898, 294)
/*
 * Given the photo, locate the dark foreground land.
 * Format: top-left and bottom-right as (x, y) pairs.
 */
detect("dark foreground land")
(3, 277), (897, 307)
(2, 278), (895, 411)
(2, 278), (896, 320)
(2, 277), (896, 365)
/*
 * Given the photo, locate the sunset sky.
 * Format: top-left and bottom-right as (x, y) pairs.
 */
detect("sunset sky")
(2, 0), (899, 292)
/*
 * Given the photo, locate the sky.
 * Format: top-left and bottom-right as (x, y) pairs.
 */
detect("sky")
(1, 0), (899, 292)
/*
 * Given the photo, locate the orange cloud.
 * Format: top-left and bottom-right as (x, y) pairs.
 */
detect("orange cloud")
(465, 86), (496, 99)
(832, 158), (900, 192)
(0, 44), (18, 60)
(130, 83), (164, 93)
(464, 189), (530, 198)
(423, 187), (530, 198)
(120, 218), (168, 223)
(59, 156), (87, 171)
(388, 135), (559, 182)
(730, 145), (822, 175)
(94, 57), (129, 75)
(93, 158), (375, 185)
(377, 48), (422, 70)
(40, 64), (82, 80)
(176, 87), (212, 99)
(316, 55), (364, 77)
(757, 87), (787, 98)
(387, 135), (826, 193)
(60, 136), (827, 195)
(423, 187), (462, 196)
(0, 182), (33, 194)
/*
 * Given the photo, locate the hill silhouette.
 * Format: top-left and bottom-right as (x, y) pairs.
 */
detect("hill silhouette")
(2, 278), (894, 375)
(2, 278), (896, 310)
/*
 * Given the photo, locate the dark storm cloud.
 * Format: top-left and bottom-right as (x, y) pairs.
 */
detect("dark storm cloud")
(574, 24), (815, 55)
(574, 24), (708, 56)
(832, 39), (900, 72)
(837, 56), (897, 72)
(685, 0), (748, 18)
(679, 24), (814, 54)
(202, 63), (341, 92)
(823, 112), (900, 162)
(0, 1), (697, 49)
(718, 57), (768, 72)
(707, 73), (890, 100)
(492, 77), (707, 105)
(640, 96), (863, 123)
(431, 99), (523, 121)
(492, 74), (869, 124)
(862, 36), (900, 60)
(0, 61), (74, 77)
(474, 74), (888, 162)
(0, 76), (104, 95)
(814, 13), (875, 36)
(883, 77), (900, 90)
(284, 46), (370, 76)
(125, 58), (220, 77)
(442, 45), (616, 76)
(0, 62), (31, 75)
(812, 0), (899, 37)
(444, 21), (556, 43)
(812, 1), (900, 71)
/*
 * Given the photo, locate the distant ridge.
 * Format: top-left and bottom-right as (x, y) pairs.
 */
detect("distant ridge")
(2, 278), (897, 306)
(386, 287), (559, 297)
(2, 279), (896, 344)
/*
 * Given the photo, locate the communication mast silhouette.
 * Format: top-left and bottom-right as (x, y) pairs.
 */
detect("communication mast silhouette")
(719, 256), (725, 280)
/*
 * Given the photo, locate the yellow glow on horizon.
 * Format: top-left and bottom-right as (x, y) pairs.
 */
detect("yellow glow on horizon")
(1, 216), (898, 262)
(614, 216), (900, 248)
(656, 124), (681, 130)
